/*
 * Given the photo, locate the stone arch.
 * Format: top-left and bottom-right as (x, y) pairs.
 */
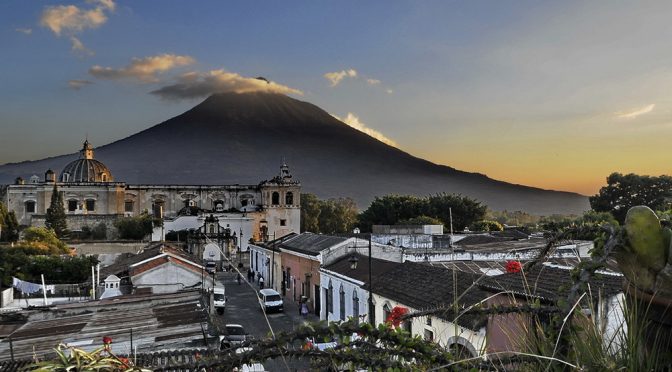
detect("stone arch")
(446, 336), (478, 358)
(285, 191), (293, 205)
(271, 192), (280, 205)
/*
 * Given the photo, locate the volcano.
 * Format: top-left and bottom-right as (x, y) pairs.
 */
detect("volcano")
(0, 93), (588, 215)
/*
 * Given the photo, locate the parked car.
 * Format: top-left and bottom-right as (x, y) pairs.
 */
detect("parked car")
(258, 288), (283, 313)
(220, 324), (251, 350)
(205, 261), (217, 274)
(213, 285), (226, 314)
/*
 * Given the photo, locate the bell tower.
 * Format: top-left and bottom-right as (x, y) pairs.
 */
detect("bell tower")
(81, 139), (94, 160)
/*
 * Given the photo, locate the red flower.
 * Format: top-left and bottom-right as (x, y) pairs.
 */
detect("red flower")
(103, 336), (113, 345)
(505, 260), (522, 273)
(386, 306), (409, 327)
(118, 357), (130, 367)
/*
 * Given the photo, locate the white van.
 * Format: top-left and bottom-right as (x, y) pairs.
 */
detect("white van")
(214, 285), (226, 314)
(258, 288), (283, 313)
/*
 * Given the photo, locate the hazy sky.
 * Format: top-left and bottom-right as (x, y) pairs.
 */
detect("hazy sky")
(2, 1), (671, 196)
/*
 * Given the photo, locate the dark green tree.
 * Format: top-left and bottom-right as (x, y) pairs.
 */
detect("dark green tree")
(423, 193), (487, 232)
(397, 215), (443, 226)
(114, 212), (154, 240)
(590, 172), (672, 224)
(0, 202), (19, 242)
(357, 195), (425, 231)
(318, 198), (358, 234)
(45, 183), (68, 238)
(470, 220), (504, 232)
(300, 193), (321, 232)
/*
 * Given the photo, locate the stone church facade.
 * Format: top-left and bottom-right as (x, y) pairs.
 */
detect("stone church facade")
(0, 141), (301, 241)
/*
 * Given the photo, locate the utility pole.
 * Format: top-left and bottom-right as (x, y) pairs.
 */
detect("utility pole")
(368, 233), (373, 325)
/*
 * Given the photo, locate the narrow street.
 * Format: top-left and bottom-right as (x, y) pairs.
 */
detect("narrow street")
(213, 270), (319, 371)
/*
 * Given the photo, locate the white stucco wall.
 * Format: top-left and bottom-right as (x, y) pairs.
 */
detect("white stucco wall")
(320, 271), (367, 323)
(372, 293), (487, 357)
(132, 261), (215, 294)
(155, 214), (254, 251)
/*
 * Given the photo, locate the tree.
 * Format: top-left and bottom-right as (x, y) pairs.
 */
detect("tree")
(0, 202), (19, 242)
(45, 183), (68, 238)
(590, 172), (672, 224)
(318, 198), (358, 234)
(114, 212), (154, 240)
(397, 215), (443, 226)
(424, 193), (487, 232)
(357, 193), (487, 232)
(300, 193), (321, 232)
(16, 227), (72, 255)
(470, 220), (504, 232)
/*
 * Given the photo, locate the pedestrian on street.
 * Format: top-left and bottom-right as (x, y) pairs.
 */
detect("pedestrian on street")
(301, 302), (308, 317)
(259, 276), (264, 289)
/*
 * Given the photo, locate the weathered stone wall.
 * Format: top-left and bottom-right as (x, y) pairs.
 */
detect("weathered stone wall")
(69, 241), (148, 255)
(31, 213), (122, 239)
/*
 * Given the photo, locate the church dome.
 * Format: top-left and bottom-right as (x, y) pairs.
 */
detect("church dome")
(59, 140), (114, 182)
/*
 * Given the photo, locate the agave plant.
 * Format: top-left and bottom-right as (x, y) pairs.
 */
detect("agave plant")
(616, 205), (672, 295)
(32, 339), (151, 372)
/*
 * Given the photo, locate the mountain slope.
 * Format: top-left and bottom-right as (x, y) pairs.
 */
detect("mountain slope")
(0, 93), (589, 215)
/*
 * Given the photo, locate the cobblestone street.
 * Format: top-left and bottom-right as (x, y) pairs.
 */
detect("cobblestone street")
(212, 269), (319, 371)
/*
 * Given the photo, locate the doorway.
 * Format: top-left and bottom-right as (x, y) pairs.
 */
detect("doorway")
(314, 284), (321, 316)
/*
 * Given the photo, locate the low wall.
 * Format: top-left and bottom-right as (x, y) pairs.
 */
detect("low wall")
(69, 241), (147, 255)
(0, 288), (12, 308)
(32, 214), (122, 239)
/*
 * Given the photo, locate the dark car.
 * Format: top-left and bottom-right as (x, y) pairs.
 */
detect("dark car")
(220, 324), (250, 350)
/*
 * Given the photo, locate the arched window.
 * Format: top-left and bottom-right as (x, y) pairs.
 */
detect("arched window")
(68, 200), (78, 212)
(352, 290), (359, 322)
(85, 199), (95, 211)
(327, 280), (334, 314)
(101, 173), (108, 182)
(62, 173), (70, 182)
(285, 192), (293, 205)
(214, 200), (224, 212)
(271, 192), (280, 205)
(339, 285), (346, 321)
(25, 201), (36, 213)
(124, 200), (134, 213)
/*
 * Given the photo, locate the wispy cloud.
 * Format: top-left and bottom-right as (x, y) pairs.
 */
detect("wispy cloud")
(150, 70), (303, 100)
(324, 69), (357, 86)
(332, 112), (397, 147)
(616, 103), (655, 119)
(68, 79), (93, 90)
(89, 54), (195, 82)
(15, 28), (32, 35)
(70, 36), (94, 56)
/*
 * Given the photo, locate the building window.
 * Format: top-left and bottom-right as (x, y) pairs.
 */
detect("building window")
(124, 201), (134, 213)
(339, 285), (346, 321)
(152, 201), (165, 218)
(214, 200), (224, 212)
(271, 192), (280, 205)
(25, 201), (36, 213)
(101, 173), (108, 182)
(426, 316), (432, 326)
(85, 199), (95, 211)
(352, 290), (359, 322)
(62, 173), (70, 182)
(68, 200), (78, 212)
(280, 219), (287, 226)
(285, 192), (293, 205)
(403, 319), (412, 334)
(327, 280), (334, 314)
(424, 329), (434, 342)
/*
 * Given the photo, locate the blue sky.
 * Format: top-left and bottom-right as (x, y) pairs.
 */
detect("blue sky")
(2, 1), (671, 195)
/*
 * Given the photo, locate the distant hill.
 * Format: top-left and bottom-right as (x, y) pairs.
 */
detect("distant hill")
(0, 92), (589, 215)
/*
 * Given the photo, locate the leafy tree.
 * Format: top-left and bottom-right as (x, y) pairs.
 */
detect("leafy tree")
(318, 198), (358, 234)
(45, 183), (68, 238)
(0, 202), (19, 242)
(114, 212), (154, 240)
(470, 220), (504, 232)
(358, 193), (487, 232)
(18, 226), (72, 255)
(487, 209), (540, 227)
(358, 195), (426, 231)
(397, 215), (443, 226)
(590, 172), (672, 224)
(423, 193), (486, 232)
(300, 193), (321, 232)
